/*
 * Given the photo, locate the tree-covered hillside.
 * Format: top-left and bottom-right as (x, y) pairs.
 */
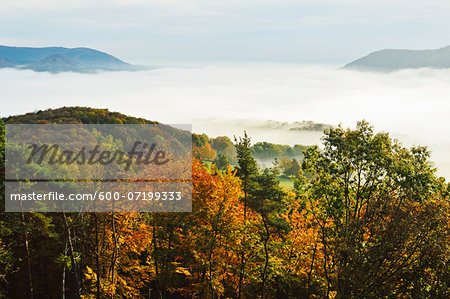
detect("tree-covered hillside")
(0, 108), (448, 298)
(3, 106), (157, 125)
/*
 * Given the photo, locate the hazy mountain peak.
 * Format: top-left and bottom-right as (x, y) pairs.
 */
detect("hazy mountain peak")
(29, 53), (84, 73)
(0, 45), (145, 73)
(343, 45), (450, 71)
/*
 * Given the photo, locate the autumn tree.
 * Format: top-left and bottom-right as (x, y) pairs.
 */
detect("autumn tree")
(300, 120), (449, 298)
(180, 159), (243, 298)
(1, 109), (449, 298)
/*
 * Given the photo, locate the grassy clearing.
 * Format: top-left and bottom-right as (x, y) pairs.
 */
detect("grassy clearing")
(278, 176), (294, 190)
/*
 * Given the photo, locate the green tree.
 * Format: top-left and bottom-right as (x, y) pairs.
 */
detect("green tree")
(247, 168), (290, 299)
(214, 153), (230, 171)
(0, 121), (15, 298)
(211, 136), (237, 164)
(300, 120), (449, 298)
(235, 131), (258, 218)
(234, 131), (258, 298)
(279, 158), (301, 178)
(192, 133), (209, 148)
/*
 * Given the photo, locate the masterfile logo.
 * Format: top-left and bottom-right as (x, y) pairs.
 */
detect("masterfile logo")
(5, 124), (192, 212)
(26, 141), (170, 170)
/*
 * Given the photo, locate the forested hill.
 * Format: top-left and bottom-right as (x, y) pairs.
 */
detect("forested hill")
(343, 45), (450, 71)
(3, 107), (311, 169)
(0, 108), (449, 298)
(3, 107), (157, 125)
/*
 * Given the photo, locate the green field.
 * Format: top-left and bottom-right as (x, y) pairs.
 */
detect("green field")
(278, 175), (294, 190)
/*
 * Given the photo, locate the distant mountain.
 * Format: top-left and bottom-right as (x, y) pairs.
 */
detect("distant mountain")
(0, 45), (145, 73)
(0, 57), (16, 68)
(343, 45), (450, 71)
(29, 54), (86, 73)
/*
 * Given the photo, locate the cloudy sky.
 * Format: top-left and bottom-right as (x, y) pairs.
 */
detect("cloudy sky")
(1, 0), (450, 64)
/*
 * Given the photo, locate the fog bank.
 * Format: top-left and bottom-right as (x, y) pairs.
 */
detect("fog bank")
(1, 64), (449, 178)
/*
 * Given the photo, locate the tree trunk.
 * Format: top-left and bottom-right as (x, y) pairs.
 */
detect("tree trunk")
(95, 213), (100, 299)
(62, 241), (67, 299)
(237, 187), (248, 299)
(21, 213), (33, 299)
(19, 199), (33, 299)
(208, 230), (218, 298)
(261, 218), (270, 299)
(62, 212), (81, 298)
(321, 226), (331, 298)
(110, 212), (118, 298)
(307, 237), (318, 296)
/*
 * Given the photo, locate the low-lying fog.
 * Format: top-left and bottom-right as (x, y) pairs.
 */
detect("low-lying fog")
(1, 64), (449, 178)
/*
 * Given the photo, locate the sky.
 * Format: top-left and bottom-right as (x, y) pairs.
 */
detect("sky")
(1, 0), (450, 64)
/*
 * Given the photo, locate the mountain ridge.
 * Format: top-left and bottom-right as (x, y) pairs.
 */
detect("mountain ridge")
(343, 45), (450, 71)
(0, 45), (145, 73)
